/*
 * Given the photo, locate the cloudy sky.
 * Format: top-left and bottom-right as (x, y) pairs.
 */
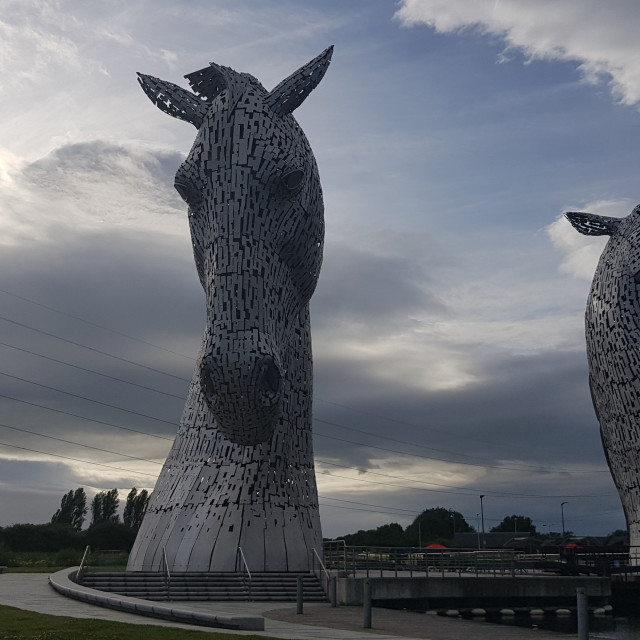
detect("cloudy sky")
(2, 0), (640, 541)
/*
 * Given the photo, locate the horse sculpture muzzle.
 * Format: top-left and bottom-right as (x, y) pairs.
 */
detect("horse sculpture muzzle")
(199, 347), (283, 445)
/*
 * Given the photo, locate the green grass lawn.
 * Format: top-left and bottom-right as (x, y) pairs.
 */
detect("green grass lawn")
(2, 550), (128, 573)
(0, 605), (279, 640)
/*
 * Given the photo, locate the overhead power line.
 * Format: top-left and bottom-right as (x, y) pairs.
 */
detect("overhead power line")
(1, 332), (601, 476)
(314, 433), (609, 475)
(315, 459), (615, 499)
(316, 416), (567, 471)
(0, 342), (187, 400)
(0, 286), (592, 468)
(0, 287), (195, 362)
(0, 370), (179, 427)
(0, 441), (158, 478)
(318, 495), (419, 516)
(0, 288), (614, 502)
(0, 422), (165, 467)
(0, 314), (190, 382)
(0, 392), (173, 441)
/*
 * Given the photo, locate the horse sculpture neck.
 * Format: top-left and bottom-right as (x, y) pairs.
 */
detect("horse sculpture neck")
(127, 47), (332, 573)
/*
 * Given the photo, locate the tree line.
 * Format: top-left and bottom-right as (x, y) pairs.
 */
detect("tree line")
(336, 507), (540, 547)
(50, 487), (149, 531)
(0, 487), (150, 554)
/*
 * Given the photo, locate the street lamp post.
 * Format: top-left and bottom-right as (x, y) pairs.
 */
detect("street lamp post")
(561, 502), (568, 537)
(476, 513), (480, 549)
(480, 495), (486, 549)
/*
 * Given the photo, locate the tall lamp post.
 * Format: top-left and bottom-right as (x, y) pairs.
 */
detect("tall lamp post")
(561, 501), (568, 537)
(480, 495), (486, 549)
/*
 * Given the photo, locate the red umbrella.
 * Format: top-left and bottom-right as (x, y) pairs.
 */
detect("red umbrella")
(424, 543), (447, 549)
(565, 542), (584, 549)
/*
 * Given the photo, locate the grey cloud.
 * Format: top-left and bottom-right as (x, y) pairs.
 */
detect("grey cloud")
(313, 347), (601, 471)
(20, 140), (185, 213)
(0, 226), (203, 455)
(313, 238), (447, 326)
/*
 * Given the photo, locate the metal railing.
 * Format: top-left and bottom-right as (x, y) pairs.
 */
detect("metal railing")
(323, 543), (640, 579)
(312, 548), (330, 585)
(236, 546), (252, 601)
(77, 545), (91, 581)
(324, 544), (520, 578)
(312, 547), (336, 606)
(161, 547), (171, 600)
(324, 539), (346, 571)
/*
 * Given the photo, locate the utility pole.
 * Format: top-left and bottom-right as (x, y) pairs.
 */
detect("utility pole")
(561, 502), (568, 536)
(480, 495), (486, 549)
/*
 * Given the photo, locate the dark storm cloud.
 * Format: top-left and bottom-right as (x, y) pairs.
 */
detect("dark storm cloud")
(0, 141), (206, 481)
(0, 138), (620, 535)
(0, 228), (201, 443)
(313, 239), (447, 324)
(313, 346), (601, 471)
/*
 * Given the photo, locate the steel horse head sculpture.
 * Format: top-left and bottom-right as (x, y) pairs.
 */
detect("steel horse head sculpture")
(127, 47), (333, 572)
(566, 206), (640, 562)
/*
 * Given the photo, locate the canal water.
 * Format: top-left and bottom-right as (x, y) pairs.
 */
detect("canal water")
(471, 613), (640, 638)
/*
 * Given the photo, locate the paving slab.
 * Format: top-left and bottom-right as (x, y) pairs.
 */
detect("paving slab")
(262, 603), (566, 639)
(0, 573), (567, 639)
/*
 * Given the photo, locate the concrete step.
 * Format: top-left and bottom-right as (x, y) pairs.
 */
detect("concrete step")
(79, 571), (327, 602)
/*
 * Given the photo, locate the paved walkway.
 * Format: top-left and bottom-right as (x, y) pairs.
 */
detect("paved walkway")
(0, 573), (565, 639)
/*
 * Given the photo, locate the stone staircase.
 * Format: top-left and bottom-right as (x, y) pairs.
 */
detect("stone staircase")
(78, 571), (327, 602)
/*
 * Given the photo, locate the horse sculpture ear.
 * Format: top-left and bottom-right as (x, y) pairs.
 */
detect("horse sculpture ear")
(565, 211), (623, 236)
(265, 46), (334, 116)
(184, 64), (229, 101)
(137, 73), (208, 128)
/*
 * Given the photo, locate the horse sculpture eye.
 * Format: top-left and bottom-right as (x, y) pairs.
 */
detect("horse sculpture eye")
(280, 169), (305, 191)
(174, 177), (203, 207)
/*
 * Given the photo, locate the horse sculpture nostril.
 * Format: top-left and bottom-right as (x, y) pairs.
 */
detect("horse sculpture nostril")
(256, 355), (281, 403)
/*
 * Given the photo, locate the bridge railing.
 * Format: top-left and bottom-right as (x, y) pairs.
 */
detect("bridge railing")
(323, 543), (640, 578)
(323, 544), (519, 578)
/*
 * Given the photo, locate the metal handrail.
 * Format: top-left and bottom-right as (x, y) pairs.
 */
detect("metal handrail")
(312, 547), (331, 586)
(77, 545), (91, 581)
(237, 546), (252, 580)
(237, 547), (252, 601)
(162, 547), (171, 600)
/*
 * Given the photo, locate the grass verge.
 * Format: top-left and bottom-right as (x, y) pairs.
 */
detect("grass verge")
(0, 604), (278, 639)
(2, 550), (128, 573)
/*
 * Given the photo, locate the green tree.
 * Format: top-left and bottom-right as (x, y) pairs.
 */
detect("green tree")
(404, 507), (474, 546)
(608, 529), (628, 538)
(51, 491), (74, 527)
(84, 522), (137, 551)
(1, 523), (82, 552)
(51, 488), (87, 530)
(340, 523), (405, 547)
(90, 489), (120, 527)
(123, 488), (149, 531)
(491, 514), (538, 535)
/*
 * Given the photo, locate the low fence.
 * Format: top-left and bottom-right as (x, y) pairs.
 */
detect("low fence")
(323, 542), (640, 579)
(324, 542), (520, 578)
